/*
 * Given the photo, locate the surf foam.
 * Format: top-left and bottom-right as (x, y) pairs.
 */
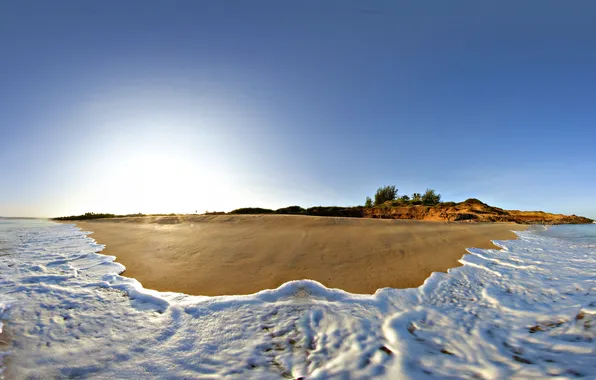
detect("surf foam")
(0, 220), (594, 379)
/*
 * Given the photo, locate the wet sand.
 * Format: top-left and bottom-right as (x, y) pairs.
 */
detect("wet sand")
(75, 215), (526, 296)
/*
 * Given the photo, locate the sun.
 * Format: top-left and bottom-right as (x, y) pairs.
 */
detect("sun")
(87, 148), (235, 215)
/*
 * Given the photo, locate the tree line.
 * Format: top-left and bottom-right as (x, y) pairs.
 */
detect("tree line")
(53, 185), (443, 220)
(364, 185), (441, 207)
(53, 212), (170, 221)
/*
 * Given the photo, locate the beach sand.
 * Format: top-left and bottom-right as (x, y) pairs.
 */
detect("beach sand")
(75, 215), (527, 296)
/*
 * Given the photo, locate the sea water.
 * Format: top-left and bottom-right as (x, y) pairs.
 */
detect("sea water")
(0, 220), (594, 379)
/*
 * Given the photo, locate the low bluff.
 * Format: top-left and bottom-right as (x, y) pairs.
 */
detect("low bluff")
(364, 198), (594, 225)
(55, 199), (594, 225)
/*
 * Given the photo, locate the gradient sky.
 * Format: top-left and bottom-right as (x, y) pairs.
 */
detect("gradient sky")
(1, 1), (595, 218)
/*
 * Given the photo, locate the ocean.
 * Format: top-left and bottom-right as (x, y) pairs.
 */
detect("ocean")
(0, 219), (594, 379)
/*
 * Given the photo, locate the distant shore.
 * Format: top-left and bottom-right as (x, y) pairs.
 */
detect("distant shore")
(73, 215), (527, 296)
(53, 198), (594, 225)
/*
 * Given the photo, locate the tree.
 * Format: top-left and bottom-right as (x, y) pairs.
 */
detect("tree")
(374, 185), (398, 206)
(399, 195), (410, 203)
(364, 196), (373, 208)
(421, 188), (441, 205)
(411, 193), (422, 204)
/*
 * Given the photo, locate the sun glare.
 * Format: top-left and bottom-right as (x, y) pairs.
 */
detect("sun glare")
(86, 148), (237, 215)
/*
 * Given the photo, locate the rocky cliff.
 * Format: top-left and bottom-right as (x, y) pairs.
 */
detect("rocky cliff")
(363, 198), (593, 224)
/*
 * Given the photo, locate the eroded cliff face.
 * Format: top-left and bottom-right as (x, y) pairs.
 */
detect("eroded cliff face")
(363, 199), (593, 224)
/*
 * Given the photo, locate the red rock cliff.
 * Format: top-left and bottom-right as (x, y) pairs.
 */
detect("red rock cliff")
(363, 198), (593, 224)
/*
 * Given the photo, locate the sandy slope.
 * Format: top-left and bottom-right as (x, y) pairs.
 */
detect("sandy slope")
(75, 215), (526, 296)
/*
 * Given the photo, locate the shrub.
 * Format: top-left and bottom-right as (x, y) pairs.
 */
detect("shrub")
(374, 185), (398, 206)
(305, 206), (364, 218)
(276, 206), (306, 214)
(52, 212), (117, 221)
(421, 189), (441, 205)
(229, 207), (275, 214)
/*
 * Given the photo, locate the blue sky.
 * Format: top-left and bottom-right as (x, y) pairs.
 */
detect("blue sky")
(1, 1), (595, 218)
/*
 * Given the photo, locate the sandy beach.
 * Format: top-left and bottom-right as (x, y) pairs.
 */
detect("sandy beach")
(75, 215), (526, 296)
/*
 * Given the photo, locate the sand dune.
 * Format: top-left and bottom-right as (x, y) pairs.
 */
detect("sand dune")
(75, 215), (526, 296)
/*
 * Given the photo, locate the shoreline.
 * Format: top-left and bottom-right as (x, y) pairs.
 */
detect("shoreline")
(74, 215), (527, 296)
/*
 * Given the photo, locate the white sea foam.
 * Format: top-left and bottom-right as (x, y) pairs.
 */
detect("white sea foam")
(0, 220), (594, 379)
